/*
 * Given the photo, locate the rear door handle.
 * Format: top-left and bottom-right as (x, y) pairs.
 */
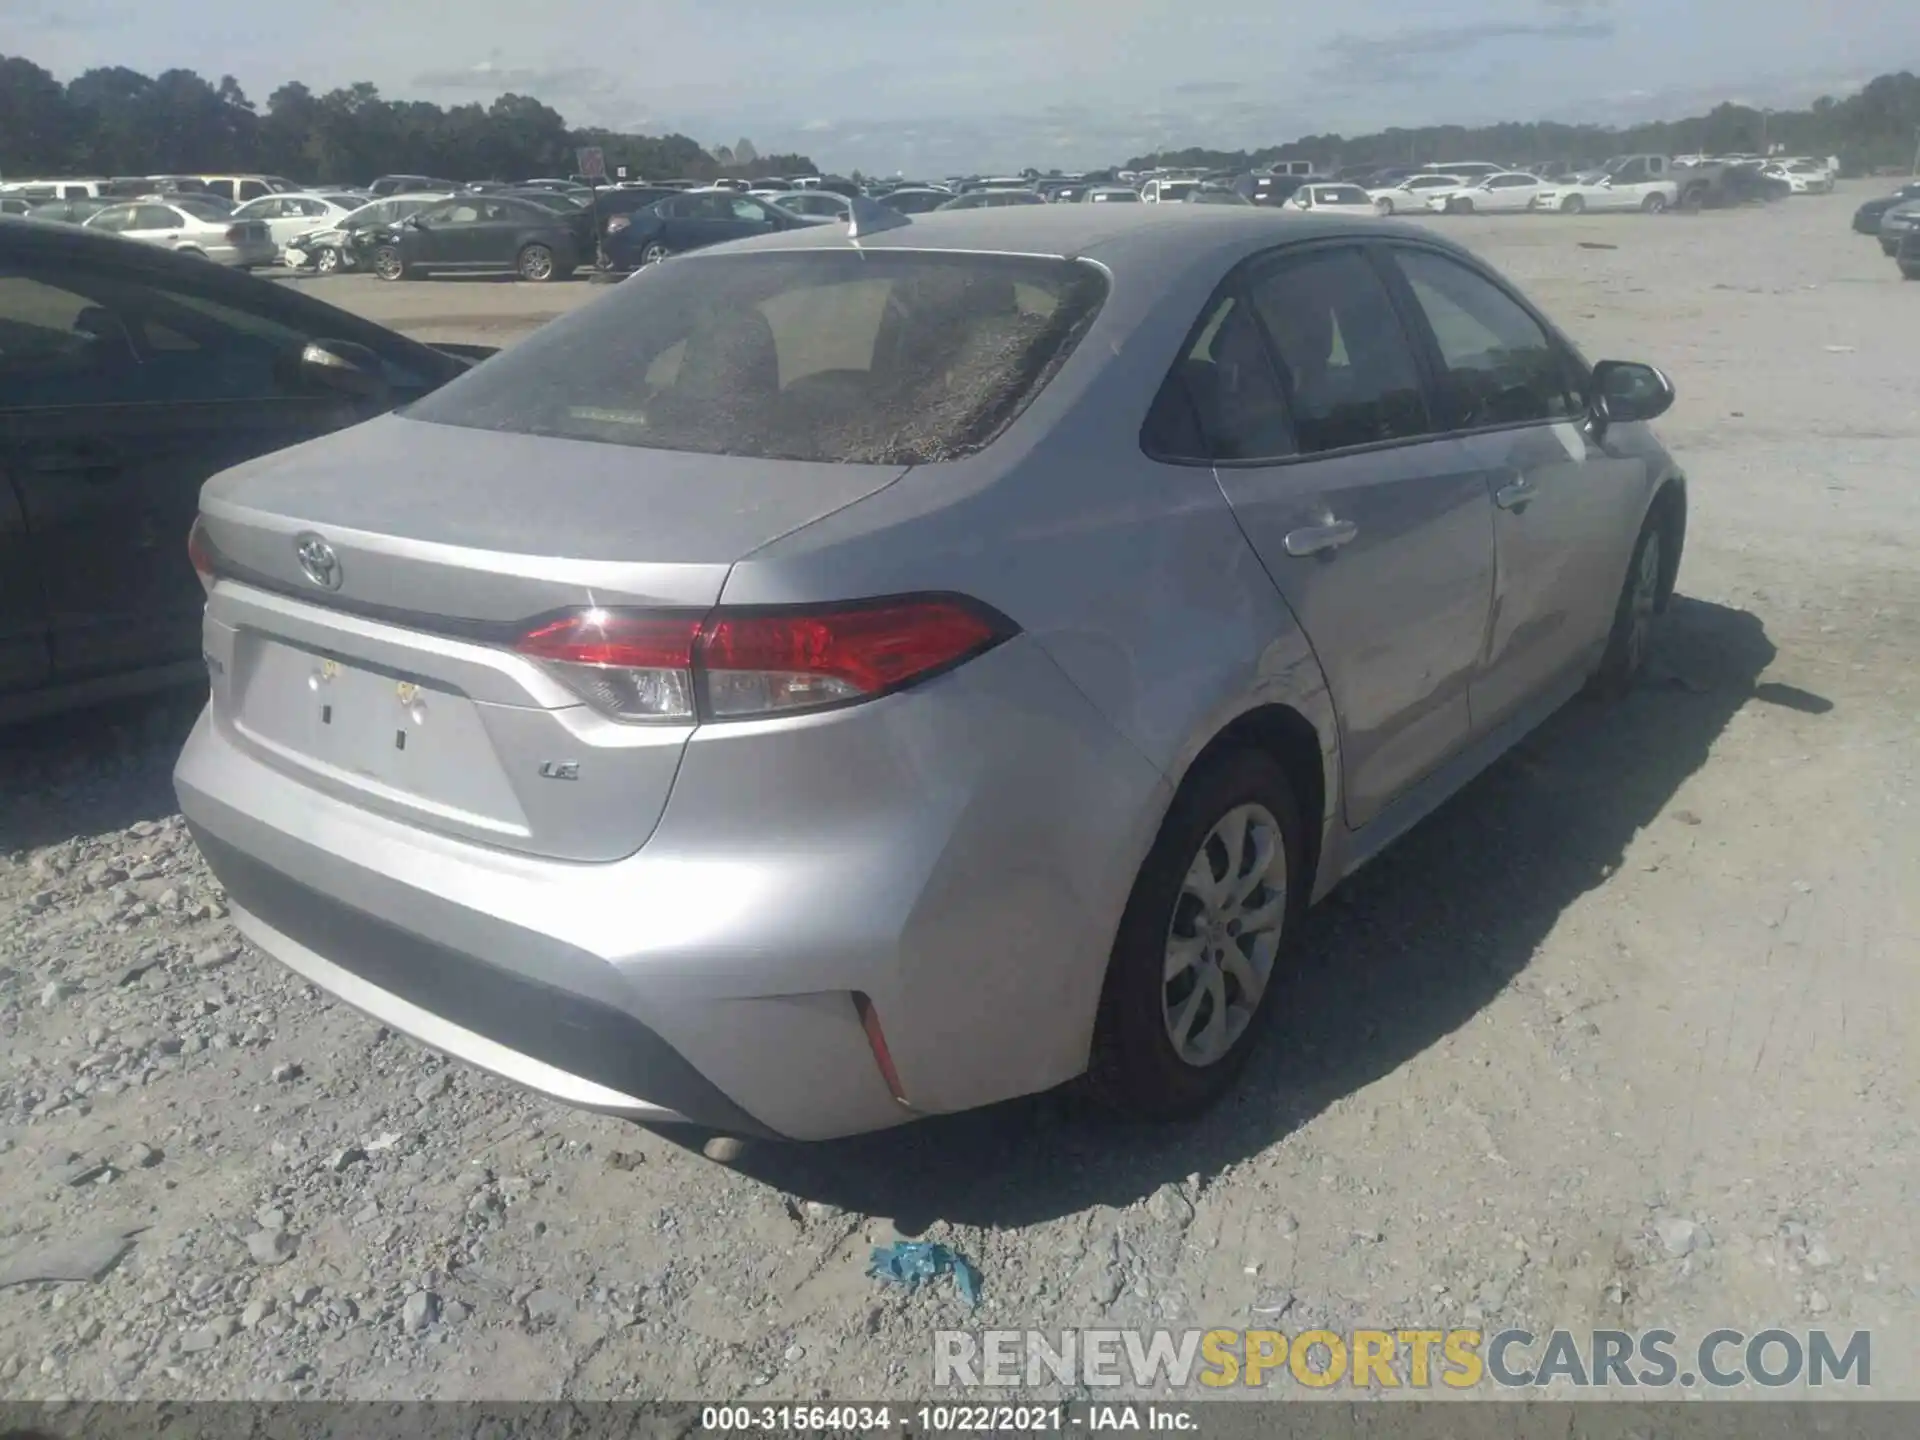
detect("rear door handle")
(1495, 477), (1538, 511)
(1283, 520), (1359, 557)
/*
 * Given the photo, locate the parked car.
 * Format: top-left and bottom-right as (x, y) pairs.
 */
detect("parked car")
(173, 205), (1685, 1141)
(1367, 174), (1466, 214)
(1141, 178), (1201, 203)
(83, 198), (277, 266)
(1532, 168), (1680, 214)
(880, 188), (961, 215)
(25, 198), (114, 225)
(1762, 162), (1833, 195)
(196, 175), (299, 203)
(1425, 172), (1549, 214)
(361, 195), (595, 282)
(0, 216), (487, 724)
(1283, 183), (1378, 215)
(231, 193), (362, 253)
(1083, 186), (1143, 203)
(1853, 181), (1920, 234)
(368, 174), (461, 197)
(1897, 225), (1920, 280)
(764, 190), (852, 220)
(283, 193), (454, 273)
(937, 189), (1047, 210)
(0, 199), (36, 217)
(1184, 187), (1254, 205)
(1879, 199), (1920, 256)
(1235, 173), (1312, 206)
(0, 178), (113, 201)
(603, 191), (819, 270)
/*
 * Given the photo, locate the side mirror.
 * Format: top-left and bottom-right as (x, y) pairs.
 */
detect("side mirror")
(1588, 360), (1674, 431)
(299, 340), (391, 404)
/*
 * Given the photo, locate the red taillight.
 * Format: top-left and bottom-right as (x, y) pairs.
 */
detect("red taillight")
(513, 597), (1011, 724)
(515, 610), (701, 721)
(700, 599), (1003, 717)
(187, 517), (216, 593)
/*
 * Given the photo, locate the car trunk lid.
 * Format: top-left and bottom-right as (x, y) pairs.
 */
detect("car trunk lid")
(197, 414), (906, 861)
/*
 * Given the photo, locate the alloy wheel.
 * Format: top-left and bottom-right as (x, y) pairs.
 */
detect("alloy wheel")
(1161, 804), (1287, 1068)
(371, 246), (403, 281)
(519, 245), (554, 281)
(315, 247), (340, 274)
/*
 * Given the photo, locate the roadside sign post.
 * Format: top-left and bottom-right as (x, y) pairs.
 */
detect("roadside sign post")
(576, 147), (608, 270)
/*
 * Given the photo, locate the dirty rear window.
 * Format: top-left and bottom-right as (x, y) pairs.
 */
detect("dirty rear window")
(406, 250), (1108, 464)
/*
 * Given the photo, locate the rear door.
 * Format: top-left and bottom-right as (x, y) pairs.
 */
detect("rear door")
(1381, 243), (1647, 732)
(0, 462), (48, 699)
(0, 258), (439, 683)
(1163, 242), (1496, 826)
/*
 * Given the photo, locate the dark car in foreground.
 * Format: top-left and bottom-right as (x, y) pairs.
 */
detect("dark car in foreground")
(602, 191), (818, 270)
(359, 195), (594, 282)
(1854, 181), (1920, 235)
(172, 205), (1684, 1141)
(0, 218), (490, 723)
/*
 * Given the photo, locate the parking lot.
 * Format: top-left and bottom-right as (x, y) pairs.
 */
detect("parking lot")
(1, 185), (1915, 1400)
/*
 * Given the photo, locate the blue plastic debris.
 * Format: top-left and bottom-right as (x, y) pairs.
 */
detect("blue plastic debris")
(867, 1240), (983, 1306)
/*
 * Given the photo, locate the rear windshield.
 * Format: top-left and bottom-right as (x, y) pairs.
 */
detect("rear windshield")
(408, 250), (1108, 464)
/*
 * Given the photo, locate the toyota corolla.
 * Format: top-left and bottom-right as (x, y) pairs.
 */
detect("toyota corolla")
(175, 202), (1685, 1141)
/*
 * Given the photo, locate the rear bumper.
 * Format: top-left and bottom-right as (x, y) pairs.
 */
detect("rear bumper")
(175, 637), (1169, 1140)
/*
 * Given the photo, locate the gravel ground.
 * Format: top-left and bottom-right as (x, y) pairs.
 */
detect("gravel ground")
(1, 185), (1915, 1401)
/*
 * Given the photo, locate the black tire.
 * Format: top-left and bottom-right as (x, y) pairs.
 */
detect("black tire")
(1087, 748), (1306, 1121)
(1590, 519), (1667, 699)
(640, 241), (672, 266)
(1678, 186), (1706, 213)
(1642, 192), (1668, 214)
(1562, 195), (1585, 215)
(516, 243), (557, 282)
(1376, 197), (1395, 215)
(1900, 263), (1919, 281)
(313, 246), (341, 274)
(1452, 197), (1474, 215)
(370, 244), (408, 282)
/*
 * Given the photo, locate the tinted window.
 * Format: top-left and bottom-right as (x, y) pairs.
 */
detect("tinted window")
(203, 180), (235, 201)
(133, 205), (181, 230)
(1152, 292), (1292, 462)
(407, 251), (1107, 465)
(0, 267), (434, 408)
(88, 205), (137, 232)
(1245, 248), (1430, 454)
(1391, 248), (1583, 428)
(729, 198), (772, 222)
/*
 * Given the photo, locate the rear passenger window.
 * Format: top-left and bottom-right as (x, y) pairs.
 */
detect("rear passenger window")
(1244, 248), (1431, 454)
(1390, 248), (1584, 428)
(1145, 292), (1293, 462)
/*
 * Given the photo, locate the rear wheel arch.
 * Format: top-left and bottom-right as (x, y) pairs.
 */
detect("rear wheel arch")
(1177, 704), (1330, 904)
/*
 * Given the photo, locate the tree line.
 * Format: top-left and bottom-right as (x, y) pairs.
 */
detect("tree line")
(1127, 71), (1920, 176)
(0, 55), (817, 184)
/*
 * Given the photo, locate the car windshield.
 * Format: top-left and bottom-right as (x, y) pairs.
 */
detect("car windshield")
(407, 251), (1109, 465)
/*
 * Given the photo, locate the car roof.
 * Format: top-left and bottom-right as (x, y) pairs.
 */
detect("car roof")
(666, 204), (1461, 278)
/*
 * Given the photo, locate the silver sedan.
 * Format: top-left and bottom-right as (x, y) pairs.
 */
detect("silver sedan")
(85, 197), (277, 266)
(176, 203), (1685, 1140)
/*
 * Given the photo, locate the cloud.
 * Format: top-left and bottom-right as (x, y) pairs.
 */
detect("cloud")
(411, 61), (618, 98)
(1321, 14), (1613, 84)
(1172, 79), (1246, 96)
(800, 117), (836, 132)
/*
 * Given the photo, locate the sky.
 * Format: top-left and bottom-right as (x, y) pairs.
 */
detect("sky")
(10, 0), (1918, 174)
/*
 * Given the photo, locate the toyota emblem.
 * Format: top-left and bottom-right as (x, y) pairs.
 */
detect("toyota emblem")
(294, 532), (342, 590)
